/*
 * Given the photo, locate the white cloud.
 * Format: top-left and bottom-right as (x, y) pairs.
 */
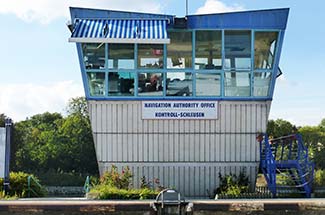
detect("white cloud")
(0, 0), (163, 24)
(0, 81), (84, 122)
(269, 105), (325, 127)
(195, 0), (244, 15)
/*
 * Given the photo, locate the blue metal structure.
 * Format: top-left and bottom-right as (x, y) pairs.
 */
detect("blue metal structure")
(258, 134), (315, 197)
(69, 7), (289, 101)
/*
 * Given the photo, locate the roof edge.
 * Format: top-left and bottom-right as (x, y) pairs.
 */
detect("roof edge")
(186, 7), (289, 17)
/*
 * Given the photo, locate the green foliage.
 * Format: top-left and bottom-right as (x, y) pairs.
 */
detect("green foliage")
(89, 185), (158, 200)
(214, 171), (249, 197)
(35, 170), (88, 186)
(140, 176), (151, 189)
(0, 113), (6, 127)
(0, 172), (46, 198)
(11, 97), (99, 180)
(299, 121), (325, 169)
(66, 96), (89, 117)
(88, 166), (159, 200)
(314, 169), (325, 187)
(267, 119), (296, 138)
(99, 165), (132, 189)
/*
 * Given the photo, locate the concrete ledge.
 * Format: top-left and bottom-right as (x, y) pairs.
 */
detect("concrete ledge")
(194, 199), (325, 211)
(0, 199), (324, 214)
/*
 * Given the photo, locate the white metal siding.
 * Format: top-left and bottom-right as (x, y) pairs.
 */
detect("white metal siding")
(88, 100), (271, 197)
(0, 128), (6, 178)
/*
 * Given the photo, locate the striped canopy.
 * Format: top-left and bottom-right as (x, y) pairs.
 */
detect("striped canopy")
(69, 19), (170, 44)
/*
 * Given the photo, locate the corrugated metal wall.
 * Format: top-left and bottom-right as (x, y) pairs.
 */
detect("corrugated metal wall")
(88, 100), (271, 197)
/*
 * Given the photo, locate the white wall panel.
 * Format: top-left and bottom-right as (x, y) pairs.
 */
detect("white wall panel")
(88, 100), (271, 197)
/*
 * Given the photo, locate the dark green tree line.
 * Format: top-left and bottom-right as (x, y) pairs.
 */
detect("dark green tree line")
(10, 97), (98, 176)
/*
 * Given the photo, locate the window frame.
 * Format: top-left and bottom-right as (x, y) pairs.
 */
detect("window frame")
(78, 29), (281, 100)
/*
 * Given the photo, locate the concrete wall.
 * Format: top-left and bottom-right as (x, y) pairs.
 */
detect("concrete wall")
(88, 100), (271, 197)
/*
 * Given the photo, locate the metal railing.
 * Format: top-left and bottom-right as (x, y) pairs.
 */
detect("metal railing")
(258, 133), (315, 198)
(83, 176), (90, 194)
(27, 175), (43, 198)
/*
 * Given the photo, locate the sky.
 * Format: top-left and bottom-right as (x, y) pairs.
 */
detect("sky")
(0, 0), (324, 126)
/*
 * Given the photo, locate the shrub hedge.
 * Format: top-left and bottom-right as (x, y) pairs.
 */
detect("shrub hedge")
(89, 185), (158, 200)
(35, 170), (89, 186)
(0, 172), (46, 198)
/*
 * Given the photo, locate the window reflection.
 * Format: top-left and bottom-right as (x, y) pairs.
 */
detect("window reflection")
(225, 72), (250, 96)
(196, 73), (221, 96)
(108, 72), (135, 96)
(225, 31), (251, 70)
(138, 73), (163, 96)
(138, 44), (163, 69)
(195, 31), (222, 70)
(166, 72), (192, 96)
(254, 32), (278, 69)
(167, 32), (192, 69)
(82, 43), (105, 70)
(87, 72), (105, 96)
(254, 72), (271, 97)
(108, 44), (134, 69)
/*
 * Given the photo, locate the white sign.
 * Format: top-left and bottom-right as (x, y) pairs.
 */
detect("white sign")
(142, 101), (218, 119)
(0, 128), (6, 178)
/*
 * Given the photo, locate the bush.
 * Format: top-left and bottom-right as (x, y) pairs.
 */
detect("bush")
(87, 166), (159, 200)
(314, 169), (325, 187)
(89, 185), (158, 200)
(99, 165), (132, 189)
(35, 169), (91, 186)
(0, 172), (46, 198)
(213, 171), (249, 198)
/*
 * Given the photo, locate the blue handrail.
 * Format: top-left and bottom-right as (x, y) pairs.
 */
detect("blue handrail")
(259, 134), (277, 196)
(259, 133), (315, 198)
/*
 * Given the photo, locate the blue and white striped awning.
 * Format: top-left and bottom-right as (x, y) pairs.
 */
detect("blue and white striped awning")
(69, 18), (170, 44)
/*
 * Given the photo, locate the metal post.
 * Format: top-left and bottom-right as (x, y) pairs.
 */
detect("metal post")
(4, 118), (12, 194)
(27, 176), (31, 198)
(186, 0), (189, 16)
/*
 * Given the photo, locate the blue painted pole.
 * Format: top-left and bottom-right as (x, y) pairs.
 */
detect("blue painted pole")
(4, 118), (12, 194)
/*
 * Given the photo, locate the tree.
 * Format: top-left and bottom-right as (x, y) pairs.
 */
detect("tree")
(11, 97), (98, 176)
(267, 119), (296, 138)
(0, 113), (6, 127)
(66, 96), (89, 117)
(12, 112), (64, 171)
(299, 119), (325, 169)
(62, 96), (97, 174)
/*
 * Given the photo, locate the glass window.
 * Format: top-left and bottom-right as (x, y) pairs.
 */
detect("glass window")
(138, 44), (163, 69)
(195, 31), (222, 70)
(108, 72), (135, 96)
(167, 32), (192, 69)
(82, 43), (105, 70)
(87, 72), (105, 96)
(108, 44), (134, 69)
(225, 31), (251, 70)
(196, 73), (221, 96)
(138, 73), (163, 96)
(224, 72), (250, 97)
(166, 72), (192, 96)
(254, 32), (278, 69)
(253, 72), (271, 97)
